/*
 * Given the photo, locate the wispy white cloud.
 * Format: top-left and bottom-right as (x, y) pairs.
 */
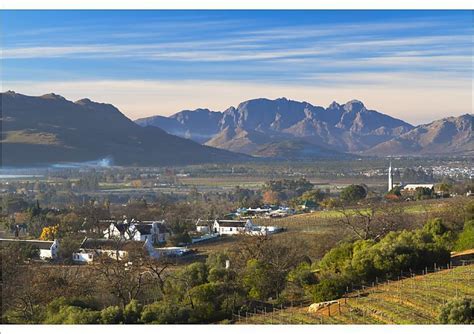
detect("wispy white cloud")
(3, 34), (470, 65)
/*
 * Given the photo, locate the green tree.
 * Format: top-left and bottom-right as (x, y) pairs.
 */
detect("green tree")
(311, 275), (349, 302)
(243, 259), (275, 300)
(340, 184), (367, 203)
(300, 189), (326, 204)
(415, 187), (433, 200)
(455, 220), (474, 251)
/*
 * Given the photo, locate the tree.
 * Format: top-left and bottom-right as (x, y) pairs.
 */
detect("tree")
(302, 189), (325, 201)
(336, 203), (410, 240)
(243, 259), (275, 300)
(262, 190), (279, 205)
(340, 184), (367, 203)
(262, 178), (313, 202)
(415, 187), (433, 200)
(311, 274), (349, 302)
(92, 242), (164, 307)
(438, 298), (473, 324)
(283, 262), (317, 301)
(454, 220), (474, 251)
(39, 225), (59, 241)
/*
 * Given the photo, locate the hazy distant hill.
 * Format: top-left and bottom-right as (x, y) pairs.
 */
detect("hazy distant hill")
(136, 97), (414, 157)
(364, 114), (473, 156)
(0, 91), (249, 166)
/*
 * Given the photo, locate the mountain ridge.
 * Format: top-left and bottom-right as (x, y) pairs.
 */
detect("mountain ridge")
(0, 91), (250, 167)
(136, 97), (471, 157)
(135, 97), (415, 157)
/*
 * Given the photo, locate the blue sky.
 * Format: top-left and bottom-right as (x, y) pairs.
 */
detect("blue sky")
(2, 10), (473, 124)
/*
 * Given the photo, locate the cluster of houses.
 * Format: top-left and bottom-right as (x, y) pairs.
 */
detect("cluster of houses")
(2, 215), (283, 263)
(232, 205), (296, 218)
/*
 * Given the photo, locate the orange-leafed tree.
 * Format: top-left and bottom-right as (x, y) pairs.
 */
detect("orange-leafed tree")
(39, 225), (59, 241)
(262, 190), (280, 205)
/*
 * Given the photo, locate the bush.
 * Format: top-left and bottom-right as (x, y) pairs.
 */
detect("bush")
(123, 300), (143, 324)
(140, 302), (191, 324)
(311, 275), (350, 302)
(44, 297), (101, 324)
(282, 262), (318, 301)
(100, 306), (123, 324)
(439, 298), (473, 324)
(312, 219), (453, 302)
(317, 242), (354, 273)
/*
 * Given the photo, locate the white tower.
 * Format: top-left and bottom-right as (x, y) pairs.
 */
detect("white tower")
(388, 161), (393, 192)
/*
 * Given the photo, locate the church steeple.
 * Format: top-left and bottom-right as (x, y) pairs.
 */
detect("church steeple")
(388, 161), (393, 192)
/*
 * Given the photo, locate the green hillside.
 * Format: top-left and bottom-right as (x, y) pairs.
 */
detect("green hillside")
(236, 264), (474, 324)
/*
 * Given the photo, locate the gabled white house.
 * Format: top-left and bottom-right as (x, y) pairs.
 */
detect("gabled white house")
(0, 238), (59, 260)
(103, 219), (170, 244)
(195, 219), (213, 234)
(72, 237), (192, 263)
(72, 237), (161, 263)
(212, 219), (254, 235)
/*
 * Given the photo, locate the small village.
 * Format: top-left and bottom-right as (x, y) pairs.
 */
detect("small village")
(1, 163), (472, 265)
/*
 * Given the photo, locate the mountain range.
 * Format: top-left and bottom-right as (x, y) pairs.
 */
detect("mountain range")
(0, 91), (249, 167)
(135, 97), (472, 158)
(1, 92), (471, 167)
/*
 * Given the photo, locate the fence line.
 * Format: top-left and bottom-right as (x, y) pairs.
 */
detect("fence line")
(232, 261), (474, 324)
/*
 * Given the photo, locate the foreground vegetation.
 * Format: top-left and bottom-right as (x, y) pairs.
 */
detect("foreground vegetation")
(237, 264), (474, 324)
(2, 197), (472, 324)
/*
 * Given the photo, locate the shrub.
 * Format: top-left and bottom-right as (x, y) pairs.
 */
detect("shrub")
(100, 306), (123, 324)
(311, 275), (350, 302)
(123, 299), (143, 324)
(438, 298), (473, 324)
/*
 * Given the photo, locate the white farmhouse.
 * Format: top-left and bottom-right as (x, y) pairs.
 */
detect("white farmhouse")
(103, 219), (170, 244)
(73, 237), (161, 263)
(195, 219), (283, 237)
(212, 219), (254, 235)
(0, 238), (59, 260)
(195, 219), (213, 234)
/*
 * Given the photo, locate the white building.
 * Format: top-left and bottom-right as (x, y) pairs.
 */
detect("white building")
(388, 161), (394, 192)
(212, 219), (254, 235)
(73, 237), (161, 263)
(204, 219), (283, 236)
(195, 219), (213, 234)
(103, 219), (170, 244)
(0, 238), (59, 260)
(402, 184), (435, 192)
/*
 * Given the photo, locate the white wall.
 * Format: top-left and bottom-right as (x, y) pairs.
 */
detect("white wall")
(39, 249), (52, 259)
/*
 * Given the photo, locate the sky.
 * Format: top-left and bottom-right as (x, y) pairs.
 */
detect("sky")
(2, 10), (473, 125)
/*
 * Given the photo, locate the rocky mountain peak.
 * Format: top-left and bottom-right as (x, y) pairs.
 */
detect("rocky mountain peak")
(40, 93), (66, 101)
(343, 99), (365, 113)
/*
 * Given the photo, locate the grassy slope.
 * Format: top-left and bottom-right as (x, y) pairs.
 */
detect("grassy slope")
(237, 264), (474, 324)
